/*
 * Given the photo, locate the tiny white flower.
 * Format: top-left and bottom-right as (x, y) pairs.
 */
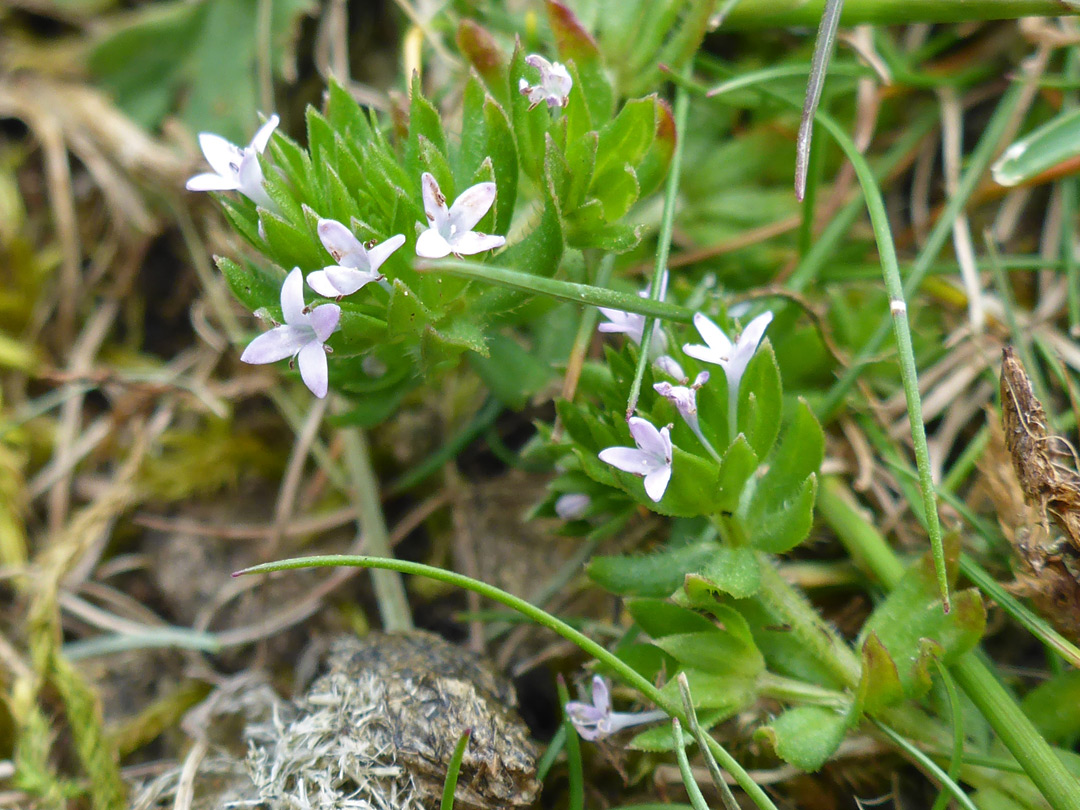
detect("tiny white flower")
(186, 114), (279, 210)
(683, 311), (772, 440)
(683, 311), (772, 400)
(654, 372), (709, 434)
(518, 54), (573, 110)
(654, 355), (686, 381)
(241, 268), (340, 398)
(555, 493), (591, 520)
(599, 417), (673, 503)
(415, 172), (506, 259)
(307, 218), (405, 298)
(565, 675), (667, 741)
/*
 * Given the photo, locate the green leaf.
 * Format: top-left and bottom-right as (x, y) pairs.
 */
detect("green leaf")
(387, 279), (436, 336)
(593, 163), (640, 222)
(492, 171), (564, 279)
(626, 598), (717, 638)
(855, 632), (905, 716)
(329, 310), (389, 358)
(753, 398), (823, 512)
(564, 130), (598, 212)
(326, 78), (374, 143)
(215, 256), (282, 312)
(696, 546), (761, 598)
(743, 474), (817, 554)
(404, 73), (449, 179)
(858, 538), (986, 700)
(457, 21), (510, 108)
(470, 333), (554, 409)
(546, 0), (614, 122)
(992, 107), (1080, 187)
(658, 668), (758, 711)
(737, 340), (782, 460)
(715, 435), (758, 514)
(259, 210), (322, 271)
(587, 542), (717, 597)
(592, 97), (659, 188)
(652, 627), (764, 679)
(563, 199), (642, 252)
(628, 708), (730, 752)
(635, 98), (676, 198)
(1022, 670), (1080, 744)
(90, 0), (314, 139)
(756, 706), (847, 772)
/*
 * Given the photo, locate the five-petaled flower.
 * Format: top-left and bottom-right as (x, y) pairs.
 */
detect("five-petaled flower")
(307, 218), (405, 298)
(415, 173), (506, 259)
(599, 417), (673, 503)
(565, 676), (667, 741)
(519, 54), (573, 110)
(241, 268), (340, 399)
(186, 115), (279, 210)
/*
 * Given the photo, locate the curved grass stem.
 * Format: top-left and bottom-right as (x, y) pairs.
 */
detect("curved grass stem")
(235, 554), (780, 810)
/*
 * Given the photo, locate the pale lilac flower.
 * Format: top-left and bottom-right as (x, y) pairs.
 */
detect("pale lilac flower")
(654, 372), (709, 435)
(599, 417), (673, 502)
(241, 268), (340, 398)
(519, 54), (573, 110)
(654, 355), (686, 381)
(683, 311), (772, 438)
(186, 114), (279, 209)
(565, 676), (667, 741)
(415, 173), (505, 258)
(307, 219), (405, 298)
(555, 493), (591, 520)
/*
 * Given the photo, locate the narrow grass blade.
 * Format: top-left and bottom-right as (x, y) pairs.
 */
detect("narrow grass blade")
(795, 0), (844, 200)
(440, 729), (471, 810)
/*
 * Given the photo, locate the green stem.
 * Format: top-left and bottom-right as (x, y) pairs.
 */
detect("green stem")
(340, 428), (414, 632)
(817, 478), (1080, 810)
(717, 0), (1076, 29)
(419, 259), (693, 323)
(235, 554), (780, 810)
(874, 722), (980, 810)
(820, 81), (1024, 417)
(628, 61), (692, 418)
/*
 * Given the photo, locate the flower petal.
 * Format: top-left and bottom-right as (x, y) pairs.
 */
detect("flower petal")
(599, 446), (655, 475)
(628, 417), (667, 459)
(447, 182), (497, 234)
(421, 172), (449, 234)
(447, 231), (505, 255)
(318, 218), (368, 268)
(731, 310), (773, 374)
(692, 312), (733, 356)
(654, 355), (686, 381)
(240, 325), (309, 364)
(297, 340), (329, 398)
(525, 53), (554, 73)
(321, 266), (380, 296)
(237, 153), (271, 208)
(306, 270), (340, 298)
(308, 303), (341, 343)
(250, 114), (280, 153)
(589, 675), (610, 714)
(186, 172), (238, 192)
(198, 133), (242, 178)
(682, 342), (727, 367)
(279, 268), (307, 325)
(643, 463), (672, 502)
(416, 227), (453, 259)
(367, 233), (406, 271)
